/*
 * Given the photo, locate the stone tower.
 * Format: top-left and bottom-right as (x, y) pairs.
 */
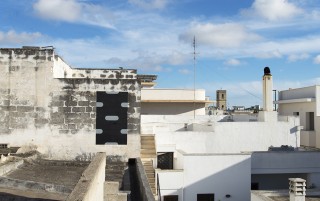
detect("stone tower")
(216, 90), (227, 110)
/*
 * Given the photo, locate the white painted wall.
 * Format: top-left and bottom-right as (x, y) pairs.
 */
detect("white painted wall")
(182, 154), (251, 201)
(279, 86), (316, 101)
(141, 102), (205, 116)
(278, 86), (320, 148)
(141, 89), (206, 101)
(141, 89), (208, 116)
(251, 152), (320, 174)
(263, 75), (273, 112)
(156, 170), (184, 201)
(149, 118), (299, 154)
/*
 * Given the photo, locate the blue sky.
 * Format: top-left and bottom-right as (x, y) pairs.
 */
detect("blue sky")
(1, 0), (320, 107)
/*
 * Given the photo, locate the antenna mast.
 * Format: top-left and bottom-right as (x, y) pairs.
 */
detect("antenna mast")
(193, 36), (196, 119)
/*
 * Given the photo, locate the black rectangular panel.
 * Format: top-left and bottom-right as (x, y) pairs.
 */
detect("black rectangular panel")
(96, 92), (128, 145)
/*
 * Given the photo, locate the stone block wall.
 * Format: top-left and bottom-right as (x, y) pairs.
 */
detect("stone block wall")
(0, 47), (141, 160)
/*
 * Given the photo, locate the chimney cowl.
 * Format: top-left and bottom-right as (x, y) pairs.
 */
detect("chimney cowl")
(264, 67), (271, 76)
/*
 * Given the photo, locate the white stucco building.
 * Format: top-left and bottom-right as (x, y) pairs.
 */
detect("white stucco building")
(141, 89), (212, 116)
(277, 85), (320, 149)
(140, 68), (320, 201)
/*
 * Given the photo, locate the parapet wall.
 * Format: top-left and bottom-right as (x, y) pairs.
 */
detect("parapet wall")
(67, 152), (106, 201)
(0, 47), (141, 160)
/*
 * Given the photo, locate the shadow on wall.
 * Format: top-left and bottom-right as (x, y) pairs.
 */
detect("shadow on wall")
(141, 103), (204, 115)
(159, 156), (251, 201)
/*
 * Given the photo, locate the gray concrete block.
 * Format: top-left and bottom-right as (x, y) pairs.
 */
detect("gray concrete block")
(105, 182), (119, 194)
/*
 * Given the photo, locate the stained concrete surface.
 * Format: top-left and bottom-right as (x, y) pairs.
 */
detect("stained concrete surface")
(270, 196), (320, 201)
(0, 187), (66, 200)
(5, 160), (89, 189)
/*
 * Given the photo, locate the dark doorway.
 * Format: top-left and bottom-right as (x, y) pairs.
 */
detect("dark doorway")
(197, 194), (214, 201)
(163, 195), (179, 201)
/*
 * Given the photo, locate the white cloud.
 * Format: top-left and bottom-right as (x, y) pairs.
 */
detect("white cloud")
(178, 69), (191, 74)
(287, 53), (310, 62)
(313, 55), (320, 64)
(254, 50), (282, 59)
(0, 30), (42, 44)
(179, 22), (262, 48)
(128, 0), (168, 10)
(33, 0), (81, 22)
(242, 0), (303, 21)
(224, 58), (241, 66)
(33, 0), (115, 29)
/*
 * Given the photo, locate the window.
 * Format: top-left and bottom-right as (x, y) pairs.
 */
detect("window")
(221, 94), (224, 99)
(157, 152), (173, 169)
(164, 195), (178, 201)
(197, 194), (214, 201)
(306, 112), (314, 131)
(293, 112), (299, 116)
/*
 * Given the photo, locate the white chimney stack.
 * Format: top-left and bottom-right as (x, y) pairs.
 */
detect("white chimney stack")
(289, 178), (306, 201)
(262, 67), (273, 112)
(258, 67), (277, 122)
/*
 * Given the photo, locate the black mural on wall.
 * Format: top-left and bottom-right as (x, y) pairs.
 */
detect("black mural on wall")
(96, 92), (128, 145)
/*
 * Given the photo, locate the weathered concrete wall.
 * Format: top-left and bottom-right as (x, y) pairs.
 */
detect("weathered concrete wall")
(0, 47), (141, 160)
(67, 152), (106, 201)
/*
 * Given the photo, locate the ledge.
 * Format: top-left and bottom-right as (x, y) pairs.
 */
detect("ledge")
(275, 98), (315, 104)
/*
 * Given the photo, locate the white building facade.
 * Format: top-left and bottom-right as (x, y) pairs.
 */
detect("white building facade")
(277, 85), (320, 148)
(141, 89), (212, 116)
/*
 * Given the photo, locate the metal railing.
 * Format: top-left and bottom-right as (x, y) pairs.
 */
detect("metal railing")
(157, 173), (161, 201)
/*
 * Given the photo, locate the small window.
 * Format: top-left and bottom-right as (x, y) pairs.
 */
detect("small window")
(197, 194), (214, 201)
(157, 152), (173, 169)
(164, 195), (178, 201)
(293, 112), (299, 116)
(221, 94), (224, 99)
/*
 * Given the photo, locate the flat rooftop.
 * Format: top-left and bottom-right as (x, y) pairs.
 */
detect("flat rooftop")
(0, 156), (89, 200)
(6, 159), (89, 189)
(252, 190), (320, 201)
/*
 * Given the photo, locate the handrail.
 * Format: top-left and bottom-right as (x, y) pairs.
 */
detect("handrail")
(157, 173), (161, 201)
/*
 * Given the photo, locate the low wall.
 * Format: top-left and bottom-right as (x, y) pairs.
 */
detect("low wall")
(66, 152), (106, 201)
(136, 158), (155, 201)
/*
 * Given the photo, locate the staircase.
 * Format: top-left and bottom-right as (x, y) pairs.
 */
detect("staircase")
(105, 157), (129, 201)
(140, 135), (157, 196)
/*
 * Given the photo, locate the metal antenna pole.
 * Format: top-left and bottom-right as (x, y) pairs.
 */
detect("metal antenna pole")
(193, 36), (196, 119)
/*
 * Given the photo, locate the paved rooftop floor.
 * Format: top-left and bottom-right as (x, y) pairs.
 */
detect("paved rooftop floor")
(270, 196), (320, 201)
(5, 160), (89, 189)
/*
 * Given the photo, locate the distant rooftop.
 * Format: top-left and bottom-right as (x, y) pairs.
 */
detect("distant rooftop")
(137, 74), (157, 82)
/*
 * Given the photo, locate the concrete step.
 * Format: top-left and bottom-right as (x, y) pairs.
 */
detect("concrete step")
(141, 145), (155, 150)
(141, 154), (156, 158)
(148, 178), (155, 183)
(105, 182), (120, 194)
(105, 193), (127, 201)
(141, 138), (155, 142)
(141, 150), (156, 155)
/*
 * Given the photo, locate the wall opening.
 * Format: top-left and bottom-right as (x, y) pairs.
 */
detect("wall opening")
(293, 112), (299, 116)
(163, 195), (178, 201)
(197, 194), (214, 201)
(306, 112), (314, 131)
(157, 152), (173, 169)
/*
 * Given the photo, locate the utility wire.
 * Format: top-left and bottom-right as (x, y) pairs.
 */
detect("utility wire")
(197, 60), (262, 101)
